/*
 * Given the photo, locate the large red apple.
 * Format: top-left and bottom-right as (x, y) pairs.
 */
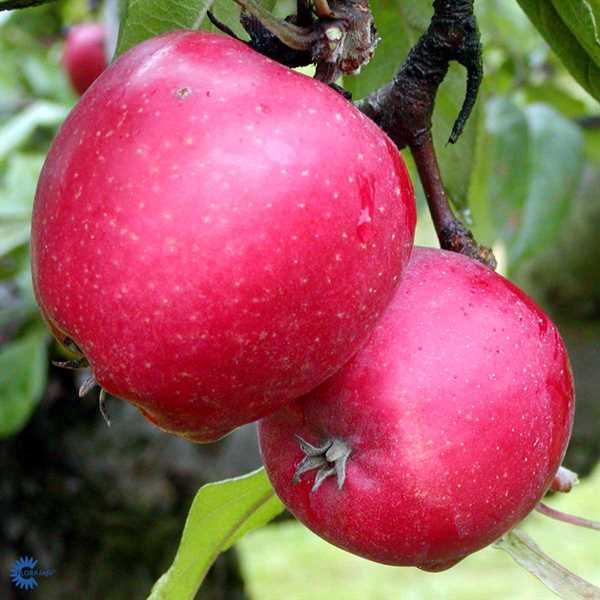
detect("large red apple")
(63, 23), (107, 95)
(32, 31), (416, 442)
(259, 247), (575, 570)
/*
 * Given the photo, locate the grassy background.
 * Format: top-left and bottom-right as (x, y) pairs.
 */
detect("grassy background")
(237, 465), (600, 600)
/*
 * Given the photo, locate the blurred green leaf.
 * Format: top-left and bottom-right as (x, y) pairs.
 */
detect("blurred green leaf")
(115, 0), (215, 56)
(551, 1), (600, 68)
(485, 98), (584, 271)
(148, 468), (285, 600)
(466, 105), (496, 244)
(0, 153), (45, 215)
(523, 82), (588, 118)
(0, 222), (31, 256)
(0, 153), (44, 256)
(0, 101), (68, 162)
(583, 127), (600, 162)
(517, 0), (600, 101)
(0, 327), (47, 438)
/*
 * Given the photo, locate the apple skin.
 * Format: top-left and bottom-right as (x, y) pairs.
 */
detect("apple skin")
(259, 247), (575, 570)
(63, 23), (107, 95)
(32, 31), (416, 442)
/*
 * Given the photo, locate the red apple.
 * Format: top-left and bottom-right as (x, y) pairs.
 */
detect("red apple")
(259, 247), (575, 570)
(63, 23), (107, 95)
(32, 31), (416, 442)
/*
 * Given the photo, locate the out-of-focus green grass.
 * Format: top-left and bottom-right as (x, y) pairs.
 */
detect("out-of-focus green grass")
(237, 465), (600, 600)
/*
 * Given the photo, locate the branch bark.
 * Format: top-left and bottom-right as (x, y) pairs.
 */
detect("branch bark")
(356, 0), (495, 268)
(0, 0), (56, 10)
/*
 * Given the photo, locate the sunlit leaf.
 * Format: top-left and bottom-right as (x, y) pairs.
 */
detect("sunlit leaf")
(148, 468), (285, 600)
(551, 1), (600, 68)
(115, 0), (215, 56)
(517, 0), (600, 101)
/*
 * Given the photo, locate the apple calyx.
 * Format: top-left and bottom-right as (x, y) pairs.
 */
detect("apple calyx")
(77, 373), (111, 427)
(52, 356), (89, 370)
(293, 435), (352, 492)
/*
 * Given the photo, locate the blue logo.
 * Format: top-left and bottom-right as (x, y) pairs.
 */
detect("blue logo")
(10, 556), (55, 590)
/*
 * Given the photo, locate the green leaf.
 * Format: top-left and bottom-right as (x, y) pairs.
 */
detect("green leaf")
(551, 1), (600, 68)
(0, 101), (68, 162)
(517, 0), (600, 101)
(495, 528), (600, 599)
(148, 467), (285, 600)
(115, 0), (215, 57)
(485, 99), (584, 271)
(0, 327), (48, 438)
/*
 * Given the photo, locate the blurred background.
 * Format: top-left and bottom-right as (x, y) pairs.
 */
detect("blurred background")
(0, 1), (599, 598)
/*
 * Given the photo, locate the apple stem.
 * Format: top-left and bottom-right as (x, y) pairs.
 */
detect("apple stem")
(536, 503), (600, 532)
(411, 134), (496, 267)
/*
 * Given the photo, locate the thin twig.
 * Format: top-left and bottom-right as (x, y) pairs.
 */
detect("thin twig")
(234, 0), (316, 50)
(537, 503), (600, 532)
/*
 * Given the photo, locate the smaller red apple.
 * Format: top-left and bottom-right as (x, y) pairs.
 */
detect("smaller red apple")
(63, 23), (107, 95)
(259, 247), (575, 571)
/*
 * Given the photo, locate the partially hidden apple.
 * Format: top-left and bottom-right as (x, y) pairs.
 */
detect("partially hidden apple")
(63, 23), (107, 95)
(259, 247), (575, 570)
(32, 31), (416, 442)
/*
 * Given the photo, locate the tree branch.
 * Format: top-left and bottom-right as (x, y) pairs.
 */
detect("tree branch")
(0, 0), (56, 10)
(229, 0), (376, 83)
(356, 0), (495, 268)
